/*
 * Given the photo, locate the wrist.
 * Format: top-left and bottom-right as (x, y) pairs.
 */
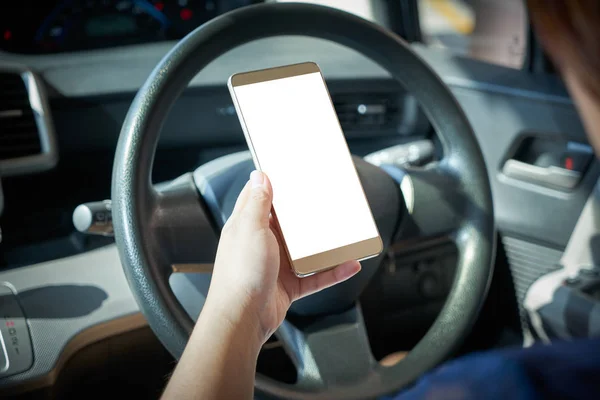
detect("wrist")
(196, 294), (266, 353)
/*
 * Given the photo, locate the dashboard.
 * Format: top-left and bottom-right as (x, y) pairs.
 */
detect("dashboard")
(0, 0), (260, 54)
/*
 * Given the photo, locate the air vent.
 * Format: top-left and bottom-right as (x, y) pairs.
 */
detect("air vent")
(0, 73), (41, 160)
(0, 67), (56, 176)
(333, 92), (400, 132)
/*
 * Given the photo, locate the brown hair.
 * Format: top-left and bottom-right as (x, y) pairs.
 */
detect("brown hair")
(527, 0), (600, 100)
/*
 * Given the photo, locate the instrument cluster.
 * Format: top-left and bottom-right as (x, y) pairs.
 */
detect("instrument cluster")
(0, 0), (259, 53)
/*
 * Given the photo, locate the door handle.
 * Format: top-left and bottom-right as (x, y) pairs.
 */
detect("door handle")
(502, 159), (581, 190)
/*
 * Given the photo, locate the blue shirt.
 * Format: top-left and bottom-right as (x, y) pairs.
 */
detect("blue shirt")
(391, 339), (600, 399)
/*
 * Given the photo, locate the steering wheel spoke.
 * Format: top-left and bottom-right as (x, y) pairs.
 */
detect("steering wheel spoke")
(383, 163), (466, 243)
(274, 305), (377, 390)
(152, 173), (219, 269)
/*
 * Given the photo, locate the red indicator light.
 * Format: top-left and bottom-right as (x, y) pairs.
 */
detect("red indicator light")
(5, 321), (14, 328)
(3, 30), (12, 41)
(180, 8), (193, 21)
(154, 2), (164, 11)
(565, 157), (574, 170)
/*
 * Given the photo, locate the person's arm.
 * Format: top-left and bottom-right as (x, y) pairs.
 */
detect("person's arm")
(162, 171), (360, 399)
(161, 296), (262, 399)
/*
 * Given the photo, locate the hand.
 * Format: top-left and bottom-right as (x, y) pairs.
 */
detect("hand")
(205, 170), (361, 344)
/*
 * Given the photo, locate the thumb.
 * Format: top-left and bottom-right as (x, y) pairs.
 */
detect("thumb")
(242, 170), (273, 229)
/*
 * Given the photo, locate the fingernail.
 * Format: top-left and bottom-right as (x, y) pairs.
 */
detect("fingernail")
(250, 170), (264, 188)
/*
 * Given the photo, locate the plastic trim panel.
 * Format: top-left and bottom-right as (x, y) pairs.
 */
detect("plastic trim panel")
(0, 63), (57, 176)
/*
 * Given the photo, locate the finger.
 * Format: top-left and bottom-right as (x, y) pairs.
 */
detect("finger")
(297, 260), (361, 300)
(229, 180), (251, 219)
(240, 170), (273, 229)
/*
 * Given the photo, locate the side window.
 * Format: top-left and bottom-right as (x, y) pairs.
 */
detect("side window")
(418, 0), (528, 69)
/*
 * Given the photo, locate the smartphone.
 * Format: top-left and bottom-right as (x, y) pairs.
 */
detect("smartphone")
(228, 62), (382, 277)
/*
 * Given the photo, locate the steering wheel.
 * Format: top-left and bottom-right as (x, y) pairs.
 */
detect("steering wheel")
(112, 3), (495, 399)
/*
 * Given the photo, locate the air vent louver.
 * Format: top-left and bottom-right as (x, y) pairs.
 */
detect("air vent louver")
(333, 93), (400, 131)
(0, 72), (42, 161)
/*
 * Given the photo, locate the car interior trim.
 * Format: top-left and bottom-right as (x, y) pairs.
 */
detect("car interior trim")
(0, 38), (572, 101)
(0, 313), (146, 395)
(0, 245), (140, 389)
(0, 63), (58, 177)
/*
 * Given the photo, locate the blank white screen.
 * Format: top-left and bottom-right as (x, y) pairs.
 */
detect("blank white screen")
(233, 71), (378, 261)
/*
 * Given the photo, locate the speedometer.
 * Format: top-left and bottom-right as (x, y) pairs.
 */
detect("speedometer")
(35, 0), (171, 52)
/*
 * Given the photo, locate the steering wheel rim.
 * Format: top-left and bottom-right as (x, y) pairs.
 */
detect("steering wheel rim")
(112, 3), (495, 398)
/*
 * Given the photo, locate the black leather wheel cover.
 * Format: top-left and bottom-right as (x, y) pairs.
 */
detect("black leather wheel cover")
(112, 3), (495, 398)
